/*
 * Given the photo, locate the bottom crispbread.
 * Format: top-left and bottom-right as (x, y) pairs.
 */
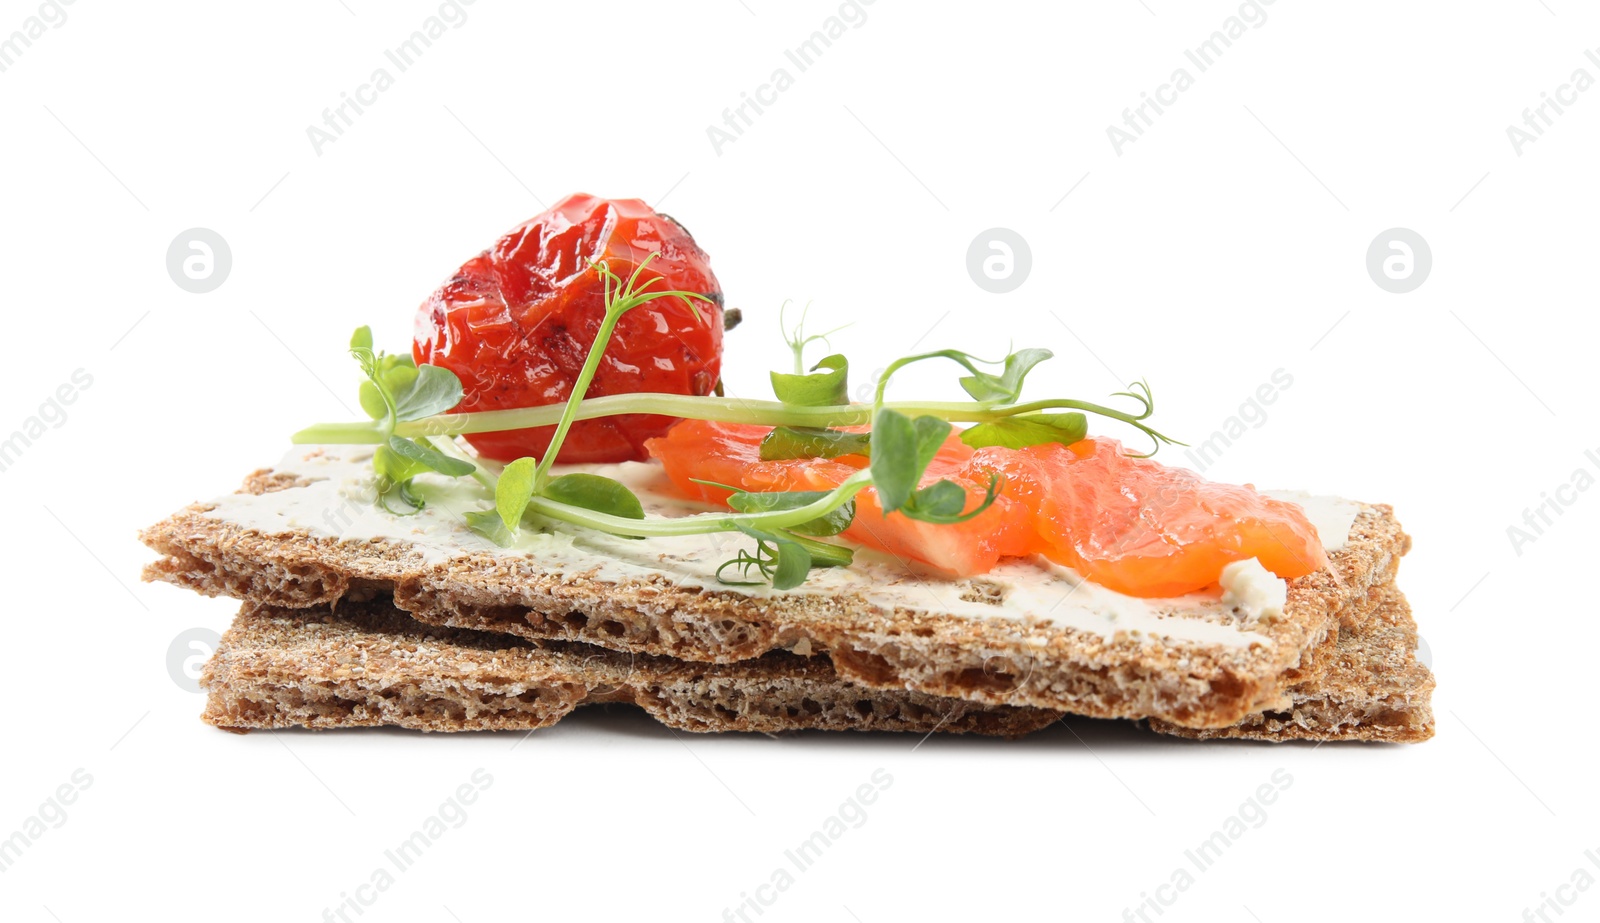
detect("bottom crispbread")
(203, 580), (1433, 742)
(202, 602), (1062, 737)
(1148, 582), (1435, 743)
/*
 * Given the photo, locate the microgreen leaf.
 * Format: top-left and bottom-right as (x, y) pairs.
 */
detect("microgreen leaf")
(908, 479), (967, 518)
(393, 364), (464, 422)
(960, 412), (1088, 450)
(758, 426), (871, 461)
(372, 444), (430, 485)
(726, 489), (855, 536)
(495, 457), (539, 531)
(770, 354), (849, 407)
(359, 381), (394, 421)
(386, 435), (475, 478)
(768, 534), (813, 590)
(543, 473), (647, 521)
(358, 358), (417, 420)
(465, 508), (516, 546)
(371, 471), (426, 516)
(868, 409), (952, 515)
(911, 416), (951, 468)
(349, 327), (430, 425)
(958, 347), (1053, 403)
(393, 478), (426, 512)
(899, 473), (1003, 525)
(867, 409), (916, 513)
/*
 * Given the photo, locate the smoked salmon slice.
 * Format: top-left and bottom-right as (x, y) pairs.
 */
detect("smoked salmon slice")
(646, 420), (1327, 597)
(970, 437), (1327, 596)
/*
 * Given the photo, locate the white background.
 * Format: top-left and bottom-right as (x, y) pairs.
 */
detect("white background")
(3, 1), (1596, 920)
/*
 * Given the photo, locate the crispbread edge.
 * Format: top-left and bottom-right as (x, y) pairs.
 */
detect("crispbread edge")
(1149, 582), (1434, 743)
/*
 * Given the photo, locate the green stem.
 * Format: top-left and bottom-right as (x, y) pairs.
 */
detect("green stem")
(424, 429), (871, 540)
(530, 305), (623, 490)
(293, 395), (1166, 444)
(874, 349), (994, 408)
(527, 470), (871, 539)
(419, 434), (496, 491)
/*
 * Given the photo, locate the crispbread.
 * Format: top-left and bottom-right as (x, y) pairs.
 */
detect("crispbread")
(1149, 582), (1434, 742)
(144, 448), (1414, 730)
(202, 581), (1431, 741)
(202, 601), (1061, 736)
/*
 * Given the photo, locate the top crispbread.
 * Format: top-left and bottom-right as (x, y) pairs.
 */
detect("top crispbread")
(141, 446), (1411, 729)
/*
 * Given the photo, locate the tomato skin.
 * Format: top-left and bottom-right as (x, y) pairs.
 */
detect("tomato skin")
(413, 193), (724, 463)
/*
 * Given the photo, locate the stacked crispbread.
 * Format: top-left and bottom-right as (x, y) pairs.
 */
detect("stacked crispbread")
(144, 446), (1435, 742)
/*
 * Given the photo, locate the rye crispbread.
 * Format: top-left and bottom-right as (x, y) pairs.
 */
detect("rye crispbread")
(202, 601), (1060, 736)
(202, 580), (1431, 741)
(1148, 582), (1433, 742)
(144, 453), (1413, 730)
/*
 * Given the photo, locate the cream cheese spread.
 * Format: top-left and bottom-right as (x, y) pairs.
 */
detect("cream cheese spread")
(202, 446), (1363, 649)
(1261, 489), (1360, 554)
(1218, 558), (1289, 624)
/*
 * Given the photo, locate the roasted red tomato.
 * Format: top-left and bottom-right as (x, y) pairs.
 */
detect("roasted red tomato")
(413, 193), (724, 463)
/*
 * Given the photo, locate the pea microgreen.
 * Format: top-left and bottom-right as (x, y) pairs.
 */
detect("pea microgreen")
(769, 353), (849, 407)
(717, 524), (853, 590)
(347, 326), (472, 513)
(723, 487), (856, 537)
(757, 426), (871, 461)
(960, 411), (1089, 450)
(872, 347), (1052, 405)
(298, 265), (1182, 588)
(542, 473), (647, 522)
(779, 300), (851, 374)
